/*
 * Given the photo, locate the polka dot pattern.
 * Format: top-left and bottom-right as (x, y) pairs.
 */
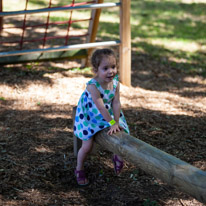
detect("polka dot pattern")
(74, 75), (129, 140)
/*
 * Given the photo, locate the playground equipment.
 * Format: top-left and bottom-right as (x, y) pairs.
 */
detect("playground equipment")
(72, 108), (206, 204)
(95, 130), (206, 204)
(0, 0), (131, 86)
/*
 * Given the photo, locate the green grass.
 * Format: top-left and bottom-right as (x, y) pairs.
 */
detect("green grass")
(3, 0), (206, 75)
(102, 0), (206, 75)
(0, 97), (6, 101)
(71, 67), (93, 75)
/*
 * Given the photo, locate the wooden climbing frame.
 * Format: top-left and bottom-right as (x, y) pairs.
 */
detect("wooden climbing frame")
(0, 0), (131, 86)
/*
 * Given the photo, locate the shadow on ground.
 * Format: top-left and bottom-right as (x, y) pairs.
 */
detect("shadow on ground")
(0, 98), (205, 205)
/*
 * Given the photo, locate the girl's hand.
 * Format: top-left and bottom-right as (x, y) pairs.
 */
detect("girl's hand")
(107, 123), (122, 135)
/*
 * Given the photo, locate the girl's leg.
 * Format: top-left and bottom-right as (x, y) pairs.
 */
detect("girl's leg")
(75, 138), (93, 185)
(76, 137), (93, 171)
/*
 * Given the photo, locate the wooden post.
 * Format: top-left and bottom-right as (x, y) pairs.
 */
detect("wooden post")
(95, 129), (206, 204)
(72, 106), (82, 157)
(83, 0), (104, 66)
(0, 0), (3, 35)
(119, 0), (131, 86)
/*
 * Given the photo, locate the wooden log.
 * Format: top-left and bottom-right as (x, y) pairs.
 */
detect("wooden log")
(95, 129), (206, 204)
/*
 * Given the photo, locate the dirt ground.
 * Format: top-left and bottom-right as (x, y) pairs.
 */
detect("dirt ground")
(0, 1), (206, 205)
(0, 52), (205, 206)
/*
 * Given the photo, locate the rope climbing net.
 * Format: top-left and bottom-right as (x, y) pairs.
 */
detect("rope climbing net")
(0, 0), (96, 51)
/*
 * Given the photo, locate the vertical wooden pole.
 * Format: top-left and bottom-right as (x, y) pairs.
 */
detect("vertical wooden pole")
(0, 0), (3, 35)
(83, 0), (104, 66)
(72, 106), (82, 157)
(119, 0), (131, 86)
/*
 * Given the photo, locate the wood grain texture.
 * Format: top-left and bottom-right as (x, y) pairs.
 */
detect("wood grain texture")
(95, 129), (206, 204)
(119, 0), (131, 86)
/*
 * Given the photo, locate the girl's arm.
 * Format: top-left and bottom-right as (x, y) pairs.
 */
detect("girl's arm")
(112, 83), (121, 123)
(87, 83), (122, 135)
(107, 83), (122, 135)
(87, 84), (112, 122)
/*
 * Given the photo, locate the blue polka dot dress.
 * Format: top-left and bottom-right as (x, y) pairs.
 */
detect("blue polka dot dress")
(74, 75), (129, 141)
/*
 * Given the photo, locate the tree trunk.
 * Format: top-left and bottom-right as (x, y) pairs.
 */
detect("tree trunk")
(95, 129), (206, 204)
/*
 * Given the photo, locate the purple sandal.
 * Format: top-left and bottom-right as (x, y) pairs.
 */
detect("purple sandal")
(112, 155), (124, 175)
(75, 170), (89, 186)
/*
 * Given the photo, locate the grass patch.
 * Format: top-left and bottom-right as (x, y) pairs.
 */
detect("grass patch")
(0, 97), (6, 101)
(71, 67), (92, 74)
(3, 0), (206, 76)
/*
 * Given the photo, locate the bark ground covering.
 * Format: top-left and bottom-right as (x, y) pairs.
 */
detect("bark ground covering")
(0, 54), (205, 206)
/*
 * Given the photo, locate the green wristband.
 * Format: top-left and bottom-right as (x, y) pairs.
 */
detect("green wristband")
(109, 119), (116, 126)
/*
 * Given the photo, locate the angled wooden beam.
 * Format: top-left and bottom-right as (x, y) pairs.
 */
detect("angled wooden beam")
(95, 129), (206, 204)
(83, 0), (104, 67)
(72, 106), (205, 203)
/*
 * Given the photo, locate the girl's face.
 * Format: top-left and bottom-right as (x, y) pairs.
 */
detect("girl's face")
(95, 55), (117, 83)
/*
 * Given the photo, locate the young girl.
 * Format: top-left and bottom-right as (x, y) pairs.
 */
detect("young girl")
(74, 48), (129, 185)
